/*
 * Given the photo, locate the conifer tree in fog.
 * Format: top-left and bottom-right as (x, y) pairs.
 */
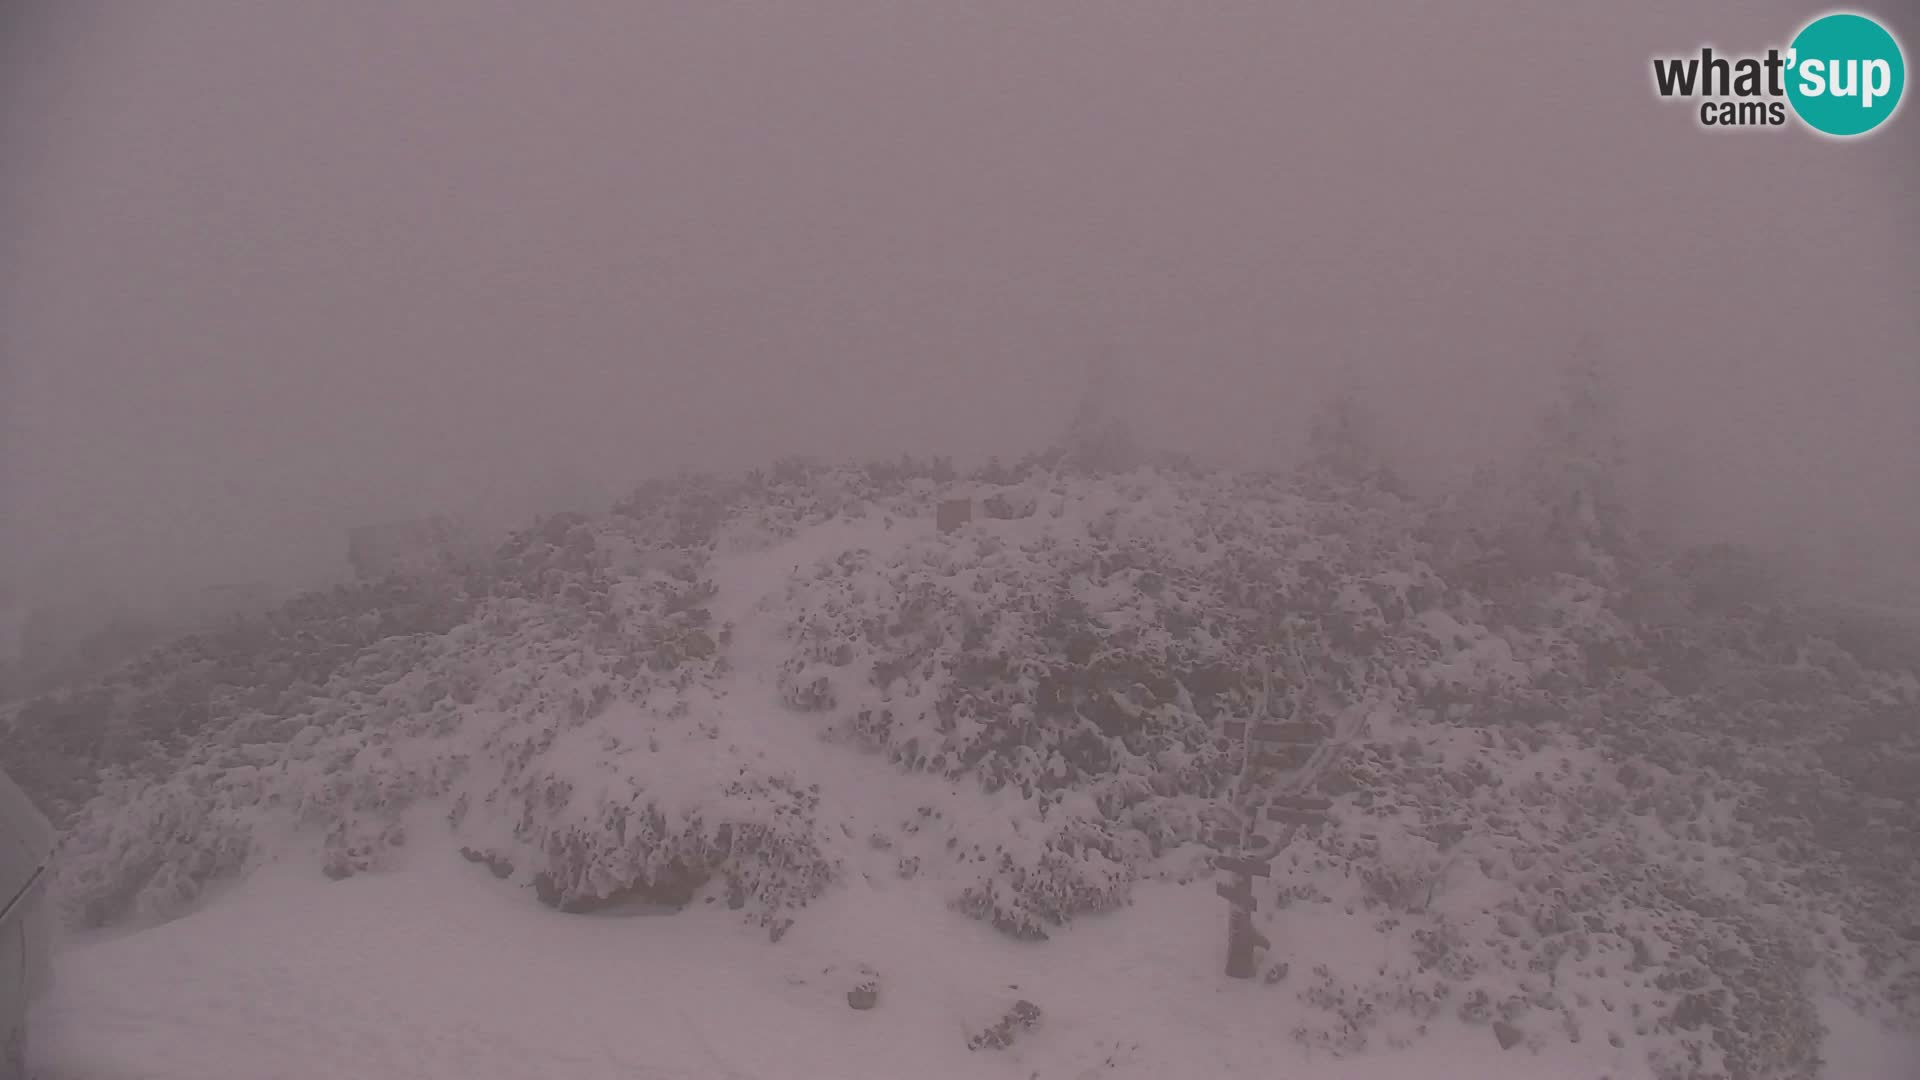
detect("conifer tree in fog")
(1530, 331), (1632, 558)
(1425, 332), (1639, 585)
(1302, 387), (1405, 496)
(1057, 354), (1144, 474)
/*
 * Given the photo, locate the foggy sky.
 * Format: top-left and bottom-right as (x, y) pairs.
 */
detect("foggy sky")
(3, 2), (1916, 615)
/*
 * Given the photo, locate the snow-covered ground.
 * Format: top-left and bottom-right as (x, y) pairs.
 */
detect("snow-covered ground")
(30, 844), (1919, 1080)
(19, 475), (1920, 1079)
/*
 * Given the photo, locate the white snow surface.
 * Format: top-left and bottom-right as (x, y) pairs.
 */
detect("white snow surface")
(31, 842), (1919, 1080)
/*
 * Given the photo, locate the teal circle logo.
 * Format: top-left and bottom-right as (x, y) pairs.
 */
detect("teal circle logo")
(1786, 12), (1906, 136)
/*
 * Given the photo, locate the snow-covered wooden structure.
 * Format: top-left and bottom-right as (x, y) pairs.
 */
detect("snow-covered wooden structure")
(1209, 668), (1360, 978)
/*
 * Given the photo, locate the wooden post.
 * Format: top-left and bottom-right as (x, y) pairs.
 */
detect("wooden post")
(1216, 668), (1267, 979)
(1212, 853), (1268, 978)
(1225, 891), (1258, 979)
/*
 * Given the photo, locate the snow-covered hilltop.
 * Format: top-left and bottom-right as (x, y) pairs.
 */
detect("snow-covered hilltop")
(7, 440), (1919, 1079)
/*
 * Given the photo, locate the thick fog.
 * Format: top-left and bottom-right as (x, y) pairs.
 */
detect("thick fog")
(3, 3), (1915, 618)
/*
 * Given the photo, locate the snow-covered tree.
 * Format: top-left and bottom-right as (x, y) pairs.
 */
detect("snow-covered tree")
(1302, 388), (1405, 495)
(1528, 335), (1632, 556)
(1432, 337), (1639, 585)
(1056, 357), (1144, 474)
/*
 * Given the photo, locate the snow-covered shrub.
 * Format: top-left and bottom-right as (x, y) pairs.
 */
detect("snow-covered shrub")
(952, 816), (1137, 940)
(54, 774), (255, 927)
(475, 768), (838, 929)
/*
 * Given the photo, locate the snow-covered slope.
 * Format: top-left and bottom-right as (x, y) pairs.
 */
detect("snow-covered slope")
(7, 457), (1918, 1079)
(30, 836), (1920, 1080)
